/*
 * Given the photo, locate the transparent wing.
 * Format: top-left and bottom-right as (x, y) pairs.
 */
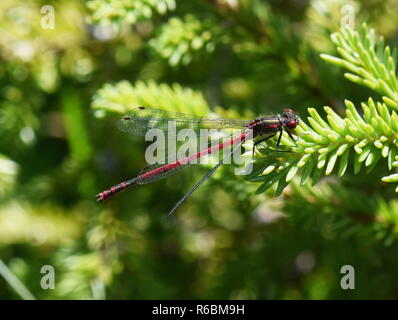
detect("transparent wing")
(116, 106), (250, 136)
(135, 130), (247, 184)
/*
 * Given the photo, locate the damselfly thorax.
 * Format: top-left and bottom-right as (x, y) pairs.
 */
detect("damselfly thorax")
(248, 108), (299, 137)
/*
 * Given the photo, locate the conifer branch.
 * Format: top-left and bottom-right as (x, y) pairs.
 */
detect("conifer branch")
(87, 0), (176, 27)
(321, 24), (398, 109)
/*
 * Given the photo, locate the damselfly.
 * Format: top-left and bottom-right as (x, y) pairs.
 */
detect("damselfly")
(96, 106), (299, 215)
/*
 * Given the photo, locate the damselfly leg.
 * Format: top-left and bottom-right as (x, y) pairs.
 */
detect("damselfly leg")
(252, 134), (276, 156)
(253, 127), (299, 155)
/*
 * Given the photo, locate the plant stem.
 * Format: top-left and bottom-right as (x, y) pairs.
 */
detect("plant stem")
(0, 259), (36, 300)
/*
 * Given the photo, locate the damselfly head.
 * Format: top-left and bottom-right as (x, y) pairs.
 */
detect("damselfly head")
(283, 108), (294, 115)
(281, 109), (299, 130)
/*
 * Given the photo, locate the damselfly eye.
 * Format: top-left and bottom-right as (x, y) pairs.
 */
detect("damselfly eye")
(287, 119), (298, 129)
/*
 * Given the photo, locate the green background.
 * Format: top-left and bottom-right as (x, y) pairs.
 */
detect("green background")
(0, 0), (398, 299)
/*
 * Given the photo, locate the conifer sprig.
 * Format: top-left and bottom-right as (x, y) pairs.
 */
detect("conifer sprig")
(249, 25), (398, 194)
(87, 0), (176, 27)
(92, 80), (211, 117)
(284, 182), (398, 245)
(247, 98), (398, 195)
(149, 14), (222, 66)
(321, 24), (398, 109)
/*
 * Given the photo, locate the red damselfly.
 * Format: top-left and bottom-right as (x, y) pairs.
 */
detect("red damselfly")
(96, 106), (299, 215)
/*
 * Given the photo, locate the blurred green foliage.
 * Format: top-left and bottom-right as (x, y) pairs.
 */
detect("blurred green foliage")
(1, 0), (398, 300)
